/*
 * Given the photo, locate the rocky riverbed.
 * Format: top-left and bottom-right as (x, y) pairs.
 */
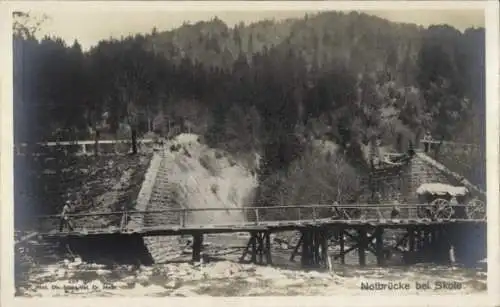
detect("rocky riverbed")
(15, 232), (487, 297)
(15, 257), (487, 297)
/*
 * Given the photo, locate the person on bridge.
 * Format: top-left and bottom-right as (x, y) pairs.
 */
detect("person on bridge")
(390, 205), (400, 219)
(120, 205), (129, 230)
(450, 196), (459, 210)
(59, 200), (74, 232)
(330, 201), (342, 219)
(423, 131), (433, 153)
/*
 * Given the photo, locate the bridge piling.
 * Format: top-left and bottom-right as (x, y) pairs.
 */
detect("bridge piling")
(298, 227), (330, 268)
(407, 227), (416, 264)
(290, 234), (303, 262)
(313, 230), (320, 265)
(265, 231), (272, 265)
(433, 227), (441, 262)
(375, 227), (385, 266)
(430, 227), (440, 262)
(442, 227), (453, 264)
(257, 232), (264, 264)
(436, 226), (450, 264)
(251, 231), (257, 263)
(192, 233), (203, 262)
(427, 228), (437, 262)
(300, 229), (311, 267)
(320, 229), (329, 267)
(417, 229), (424, 252)
(339, 228), (345, 264)
(420, 229), (427, 261)
(423, 229), (430, 261)
(358, 228), (367, 266)
(240, 231), (273, 265)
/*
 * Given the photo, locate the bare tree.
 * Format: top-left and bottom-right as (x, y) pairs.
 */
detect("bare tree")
(92, 108), (100, 156)
(127, 101), (139, 155)
(13, 11), (49, 39)
(284, 147), (360, 205)
(115, 78), (140, 155)
(257, 145), (361, 220)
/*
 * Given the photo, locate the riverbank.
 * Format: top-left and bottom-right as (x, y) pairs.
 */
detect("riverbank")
(15, 231), (487, 297)
(15, 256), (486, 297)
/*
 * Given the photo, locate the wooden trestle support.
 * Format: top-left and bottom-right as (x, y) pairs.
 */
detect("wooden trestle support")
(239, 225), (457, 268)
(240, 231), (273, 265)
(286, 226), (388, 267)
(289, 227), (330, 268)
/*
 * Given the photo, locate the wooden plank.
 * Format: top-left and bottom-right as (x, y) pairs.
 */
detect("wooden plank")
(35, 218), (486, 239)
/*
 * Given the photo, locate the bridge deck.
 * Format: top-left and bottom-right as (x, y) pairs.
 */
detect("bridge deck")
(20, 204), (486, 243)
(37, 218), (485, 239)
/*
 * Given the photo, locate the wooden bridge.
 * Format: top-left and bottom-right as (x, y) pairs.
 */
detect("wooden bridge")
(14, 138), (485, 267)
(17, 204), (487, 268)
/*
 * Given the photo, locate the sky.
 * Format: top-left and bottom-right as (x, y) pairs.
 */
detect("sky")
(18, 8), (485, 51)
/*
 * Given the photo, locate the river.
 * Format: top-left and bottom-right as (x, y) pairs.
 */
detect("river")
(15, 232), (487, 297)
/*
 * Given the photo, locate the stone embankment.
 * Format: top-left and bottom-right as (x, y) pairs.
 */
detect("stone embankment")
(127, 152), (164, 230)
(136, 134), (258, 263)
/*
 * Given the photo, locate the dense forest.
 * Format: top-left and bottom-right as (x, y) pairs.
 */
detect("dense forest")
(13, 11), (486, 204)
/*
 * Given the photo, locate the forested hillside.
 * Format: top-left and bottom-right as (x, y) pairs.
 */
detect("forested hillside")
(13, 11), (486, 204)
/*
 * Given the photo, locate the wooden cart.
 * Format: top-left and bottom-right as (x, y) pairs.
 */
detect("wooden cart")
(416, 183), (486, 220)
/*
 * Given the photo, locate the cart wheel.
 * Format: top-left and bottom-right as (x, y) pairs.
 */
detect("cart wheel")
(430, 198), (453, 220)
(466, 199), (486, 220)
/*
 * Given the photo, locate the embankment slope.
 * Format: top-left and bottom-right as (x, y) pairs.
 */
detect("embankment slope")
(142, 134), (258, 263)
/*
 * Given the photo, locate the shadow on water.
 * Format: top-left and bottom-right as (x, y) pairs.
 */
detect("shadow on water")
(61, 234), (155, 266)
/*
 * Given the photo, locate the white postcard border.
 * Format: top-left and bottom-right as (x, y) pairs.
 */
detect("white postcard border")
(1, 1), (498, 306)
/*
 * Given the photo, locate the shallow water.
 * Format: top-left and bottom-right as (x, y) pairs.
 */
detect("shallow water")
(15, 261), (487, 297)
(15, 233), (487, 297)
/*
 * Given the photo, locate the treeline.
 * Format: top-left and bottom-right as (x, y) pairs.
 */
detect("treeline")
(13, 11), (485, 185)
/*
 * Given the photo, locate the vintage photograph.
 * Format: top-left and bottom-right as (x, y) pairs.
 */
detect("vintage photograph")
(12, 5), (488, 298)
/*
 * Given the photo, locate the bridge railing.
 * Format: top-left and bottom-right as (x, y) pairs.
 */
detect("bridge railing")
(419, 139), (481, 157)
(420, 139), (480, 147)
(30, 203), (485, 233)
(14, 139), (157, 156)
